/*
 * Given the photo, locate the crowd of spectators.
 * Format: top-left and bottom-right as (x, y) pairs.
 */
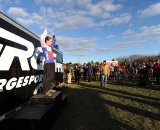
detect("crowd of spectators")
(64, 59), (160, 86)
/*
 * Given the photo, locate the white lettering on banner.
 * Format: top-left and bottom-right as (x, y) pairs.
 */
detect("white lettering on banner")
(0, 28), (34, 70)
(0, 44), (3, 52)
(28, 75), (35, 85)
(55, 62), (63, 72)
(22, 76), (29, 86)
(0, 79), (7, 91)
(6, 77), (17, 90)
(16, 76), (24, 88)
(0, 75), (44, 92)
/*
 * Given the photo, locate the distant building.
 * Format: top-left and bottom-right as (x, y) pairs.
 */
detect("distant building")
(106, 61), (119, 66)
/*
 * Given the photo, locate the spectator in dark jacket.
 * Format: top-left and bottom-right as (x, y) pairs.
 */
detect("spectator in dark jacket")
(74, 65), (81, 83)
(83, 63), (88, 81)
(87, 64), (93, 82)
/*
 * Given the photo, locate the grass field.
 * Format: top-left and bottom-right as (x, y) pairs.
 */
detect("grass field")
(51, 81), (160, 130)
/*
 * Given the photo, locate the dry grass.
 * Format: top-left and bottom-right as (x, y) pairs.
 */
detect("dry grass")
(51, 80), (160, 130)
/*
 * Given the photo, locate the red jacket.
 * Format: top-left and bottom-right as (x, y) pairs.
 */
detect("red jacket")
(153, 63), (160, 74)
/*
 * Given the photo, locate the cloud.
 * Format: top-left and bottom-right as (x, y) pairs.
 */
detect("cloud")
(38, 5), (124, 30)
(97, 48), (120, 52)
(1, 0), (20, 5)
(7, 0), (20, 4)
(122, 29), (135, 38)
(140, 2), (160, 18)
(140, 25), (160, 35)
(136, 25), (160, 43)
(0, 5), (3, 12)
(36, 0), (122, 16)
(123, 24), (160, 41)
(0, 0), (3, 11)
(32, 0), (126, 30)
(100, 13), (132, 26)
(122, 24), (160, 48)
(0, 0), (20, 13)
(40, 6), (131, 30)
(6, 0), (129, 30)
(97, 42), (129, 52)
(54, 14), (96, 30)
(7, 7), (29, 17)
(106, 34), (116, 39)
(56, 36), (96, 56)
(101, 1), (122, 12)
(16, 13), (43, 26)
(6, 7), (43, 26)
(114, 42), (129, 48)
(35, 0), (59, 5)
(83, 0), (122, 17)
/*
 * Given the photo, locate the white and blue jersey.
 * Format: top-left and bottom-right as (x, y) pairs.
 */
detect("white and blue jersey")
(40, 29), (56, 64)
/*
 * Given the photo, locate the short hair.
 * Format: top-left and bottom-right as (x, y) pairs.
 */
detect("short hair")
(103, 60), (106, 63)
(45, 36), (52, 43)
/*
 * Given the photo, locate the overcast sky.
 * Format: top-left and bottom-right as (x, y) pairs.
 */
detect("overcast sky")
(1, 0), (160, 63)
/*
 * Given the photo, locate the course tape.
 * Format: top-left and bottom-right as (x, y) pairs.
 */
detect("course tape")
(0, 101), (30, 122)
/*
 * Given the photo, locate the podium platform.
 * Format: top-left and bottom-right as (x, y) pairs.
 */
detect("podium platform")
(30, 91), (62, 104)
(0, 91), (68, 130)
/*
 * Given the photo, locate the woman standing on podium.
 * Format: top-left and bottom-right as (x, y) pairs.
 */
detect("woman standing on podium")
(40, 27), (57, 96)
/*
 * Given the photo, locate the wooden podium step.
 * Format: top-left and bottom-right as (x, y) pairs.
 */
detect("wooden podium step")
(30, 91), (62, 104)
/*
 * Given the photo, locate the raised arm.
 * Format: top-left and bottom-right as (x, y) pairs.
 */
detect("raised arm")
(40, 28), (48, 47)
(51, 32), (57, 49)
